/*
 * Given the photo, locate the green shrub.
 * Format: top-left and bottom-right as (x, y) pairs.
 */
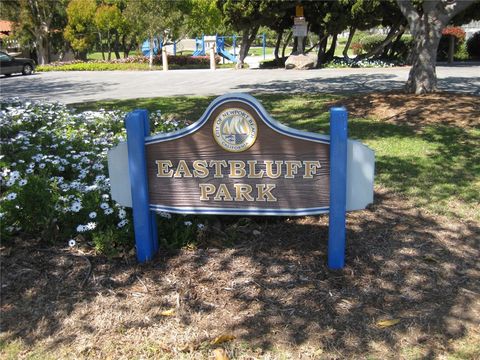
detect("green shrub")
(467, 31), (480, 59)
(359, 34), (385, 53)
(0, 99), (204, 254)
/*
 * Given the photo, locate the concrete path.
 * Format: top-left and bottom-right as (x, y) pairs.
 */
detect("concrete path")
(1, 65), (478, 104)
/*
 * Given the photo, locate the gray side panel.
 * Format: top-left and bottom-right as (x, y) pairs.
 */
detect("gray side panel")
(107, 142), (132, 207)
(346, 140), (375, 211)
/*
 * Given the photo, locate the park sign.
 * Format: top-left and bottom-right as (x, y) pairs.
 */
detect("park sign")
(107, 93), (375, 269)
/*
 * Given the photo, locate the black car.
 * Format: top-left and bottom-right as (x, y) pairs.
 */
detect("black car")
(0, 51), (35, 76)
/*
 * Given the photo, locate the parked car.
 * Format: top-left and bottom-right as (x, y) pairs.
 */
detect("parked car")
(0, 51), (35, 76)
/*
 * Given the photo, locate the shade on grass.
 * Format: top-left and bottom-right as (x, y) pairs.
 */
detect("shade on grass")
(72, 93), (479, 221)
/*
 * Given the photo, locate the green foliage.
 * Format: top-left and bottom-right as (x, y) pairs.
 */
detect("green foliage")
(467, 31), (480, 59)
(64, 0), (97, 56)
(359, 34), (385, 53)
(186, 0), (225, 36)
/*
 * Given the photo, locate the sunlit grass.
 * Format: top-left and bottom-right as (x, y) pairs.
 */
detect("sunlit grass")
(71, 93), (479, 221)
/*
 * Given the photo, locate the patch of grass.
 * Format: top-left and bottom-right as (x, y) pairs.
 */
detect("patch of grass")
(70, 93), (479, 221)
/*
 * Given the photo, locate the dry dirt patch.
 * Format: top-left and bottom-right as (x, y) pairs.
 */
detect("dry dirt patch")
(1, 189), (479, 359)
(333, 91), (480, 129)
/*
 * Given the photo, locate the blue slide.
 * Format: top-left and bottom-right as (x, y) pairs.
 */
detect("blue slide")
(216, 37), (237, 63)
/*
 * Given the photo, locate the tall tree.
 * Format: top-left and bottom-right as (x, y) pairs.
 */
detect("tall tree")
(396, 0), (477, 94)
(95, 4), (123, 60)
(2, 0), (67, 64)
(64, 0), (97, 60)
(218, 0), (272, 67)
(126, 0), (190, 68)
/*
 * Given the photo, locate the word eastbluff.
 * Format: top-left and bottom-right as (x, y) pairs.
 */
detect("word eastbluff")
(154, 159), (323, 202)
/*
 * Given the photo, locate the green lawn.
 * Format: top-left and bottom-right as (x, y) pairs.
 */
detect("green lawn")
(71, 93), (479, 221)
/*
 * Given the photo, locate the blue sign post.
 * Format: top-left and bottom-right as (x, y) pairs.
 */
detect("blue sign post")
(110, 94), (374, 269)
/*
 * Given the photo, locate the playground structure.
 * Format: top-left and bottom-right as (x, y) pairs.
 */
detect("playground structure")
(192, 34), (267, 63)
(141, 37), (179, 57)
(140, 34), (267, 68)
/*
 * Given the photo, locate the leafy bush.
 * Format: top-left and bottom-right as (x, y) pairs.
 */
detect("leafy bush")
(37, 55), (221, 71)
(0, 99), (203, 254)
(351, 42), (363, 55)
(359, 35), (385, 53)
(437, 26), (466, 61)
(467, 31), (480, 59)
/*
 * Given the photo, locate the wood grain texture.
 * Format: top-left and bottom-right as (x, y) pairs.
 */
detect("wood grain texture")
(146, 101), (330, 210)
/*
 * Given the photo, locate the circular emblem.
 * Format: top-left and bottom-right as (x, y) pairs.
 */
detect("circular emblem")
(213, 108), (257, 152)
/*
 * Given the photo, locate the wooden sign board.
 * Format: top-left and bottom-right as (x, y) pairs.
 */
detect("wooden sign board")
(108, 94), (375, 269)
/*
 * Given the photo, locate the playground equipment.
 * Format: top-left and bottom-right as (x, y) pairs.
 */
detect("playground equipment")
(191, 34), (266, 63)
(141, 37), (162, 56)
(142, 37), (178, 57)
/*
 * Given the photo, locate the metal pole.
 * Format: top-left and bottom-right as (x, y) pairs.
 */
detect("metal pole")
(328, 107), (348, 269)
(262, 33), (266, 60)
(125, 110), (158, 262)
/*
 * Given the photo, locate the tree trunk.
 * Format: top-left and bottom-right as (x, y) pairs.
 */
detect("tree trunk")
(35, 37), (47, 65)
(149, 36), (154, 69)
(343, 27), (356, 60)
(396, 0), (475, 94)
(406, 24), (442, 94)
(282, 31), (292, 59)
(325, 33), (338, 62)
(237, 25), (259, 68)
(274, 29), (283, 61)
(316, 32), (328, 68)
(99, 33), (105, 60)
(113, 32), (121, 60)
(387, 29), (405, 58)
(448, 35), (454, 64)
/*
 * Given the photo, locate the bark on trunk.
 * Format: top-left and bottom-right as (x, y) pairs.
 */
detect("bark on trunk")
(406, 25), (442, 94)
(274, 29), (283, 61)
(113, 32), (121, 60)
(316, 33), (328, 68)
(343, 27), (356, 60)
(237, 25), (259, 68)
(282, 31), (292, 59)
(396, 0), (475, 94)
(325, 33), (337, 62)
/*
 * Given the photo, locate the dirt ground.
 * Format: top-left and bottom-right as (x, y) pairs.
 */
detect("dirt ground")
(1, 92), (479, 359)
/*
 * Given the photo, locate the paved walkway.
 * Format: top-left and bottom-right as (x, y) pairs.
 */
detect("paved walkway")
(1, 65), (478, 104)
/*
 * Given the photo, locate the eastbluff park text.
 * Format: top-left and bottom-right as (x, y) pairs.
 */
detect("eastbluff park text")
(154, 159), (323, 202)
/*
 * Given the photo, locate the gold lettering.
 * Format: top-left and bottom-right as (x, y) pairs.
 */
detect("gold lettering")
(192, 160), (209, 178)
(199, 184), (216, 200)
(214, 183), (233, 201)
(256, 184), (277, 202)
(234, 184), (254, 201)
(209, 160), (227, 178)
(303, 161), (321, 178)
(229, 160), (246, 178)
(174, 160), (193, 178)
(247, 160), (264, 178)
(285, 160), (303, 179)
(155, 160), (173, 177)
(265, 160), (283, 179)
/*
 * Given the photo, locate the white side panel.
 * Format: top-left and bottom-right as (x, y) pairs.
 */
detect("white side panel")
(107, 142), (132, 207)
(346, 140), (375, 211)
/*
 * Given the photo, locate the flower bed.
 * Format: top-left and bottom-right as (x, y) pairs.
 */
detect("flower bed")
(37, 55), (221, 71)
(0, 99), (202, 254)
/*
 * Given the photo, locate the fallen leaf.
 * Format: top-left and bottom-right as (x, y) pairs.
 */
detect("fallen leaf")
(376, 319), (400, 328)
(423, 255), (438, 263)
(211, 334), (236, 345)
(160, 308), (176, 316)
(213, 348), (230, 360)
